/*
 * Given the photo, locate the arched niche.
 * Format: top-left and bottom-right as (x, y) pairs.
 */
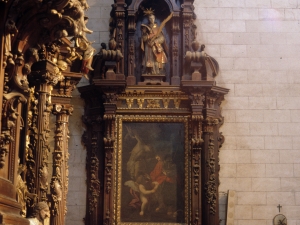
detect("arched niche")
(132, 0), (173, 82)
(124, 0), (184, 85)
(128, 0), (181, 13)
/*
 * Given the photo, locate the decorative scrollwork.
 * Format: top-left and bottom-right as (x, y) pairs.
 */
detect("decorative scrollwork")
(204, 174), (217, 215)
(89, 156), (100, 213)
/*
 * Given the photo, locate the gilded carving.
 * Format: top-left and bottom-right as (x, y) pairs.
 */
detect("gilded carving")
(137, 99), (144, 109)
(0, 148), (8, 169)
(39, 164), (49, 201)
(65, 47), (83, 65)
(1, 0), (93, 222)
(126, 99), (134, 109)
(49, 104), (73, 223)
(50, 116), (64, 216)
(162, 98), (170, 108)
(3, 0), (94, 92)
(173, 98), (181, 109)
(146, 99), (160, 108)
(119, 91), (188, 110)
(26, 89), (38, 193)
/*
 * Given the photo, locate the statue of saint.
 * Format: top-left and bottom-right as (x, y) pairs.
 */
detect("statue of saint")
(141, 8), (169, 75)
(28, 202), (50, 225)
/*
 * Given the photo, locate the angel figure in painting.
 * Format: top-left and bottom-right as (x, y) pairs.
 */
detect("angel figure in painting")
(141, 8), (171, 75)
(125, 174), (159, 216)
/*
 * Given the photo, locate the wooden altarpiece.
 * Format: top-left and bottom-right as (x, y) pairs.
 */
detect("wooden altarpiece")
(79, 0), (229, 225)
(0, 0), (93, 224)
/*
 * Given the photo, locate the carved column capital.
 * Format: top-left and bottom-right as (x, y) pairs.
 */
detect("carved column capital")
(52, 104), (74, 116)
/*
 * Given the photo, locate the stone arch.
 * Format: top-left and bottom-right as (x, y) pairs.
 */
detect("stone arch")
(129, 0), (181, 13)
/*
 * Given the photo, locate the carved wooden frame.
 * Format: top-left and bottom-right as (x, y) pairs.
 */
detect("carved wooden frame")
(79, 0), (229, 224)
(115, 115), (190, 225)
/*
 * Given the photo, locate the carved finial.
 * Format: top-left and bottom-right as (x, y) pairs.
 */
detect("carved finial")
(191, 40), (200, 52)
(191, 32), (200, 51)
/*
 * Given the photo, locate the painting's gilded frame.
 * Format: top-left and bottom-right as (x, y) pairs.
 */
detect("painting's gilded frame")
(114, 115), (190, 225)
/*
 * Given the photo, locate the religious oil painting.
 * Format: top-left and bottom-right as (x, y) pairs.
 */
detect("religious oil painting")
(116, 120), (188, 224)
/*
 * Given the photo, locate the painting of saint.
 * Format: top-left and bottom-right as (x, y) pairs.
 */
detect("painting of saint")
(120, 122), (185, 223)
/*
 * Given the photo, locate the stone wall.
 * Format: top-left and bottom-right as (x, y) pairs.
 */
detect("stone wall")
(66, 0), (300, 224)
(66, 80), (89, 225)
(193, 1), (300, 224)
